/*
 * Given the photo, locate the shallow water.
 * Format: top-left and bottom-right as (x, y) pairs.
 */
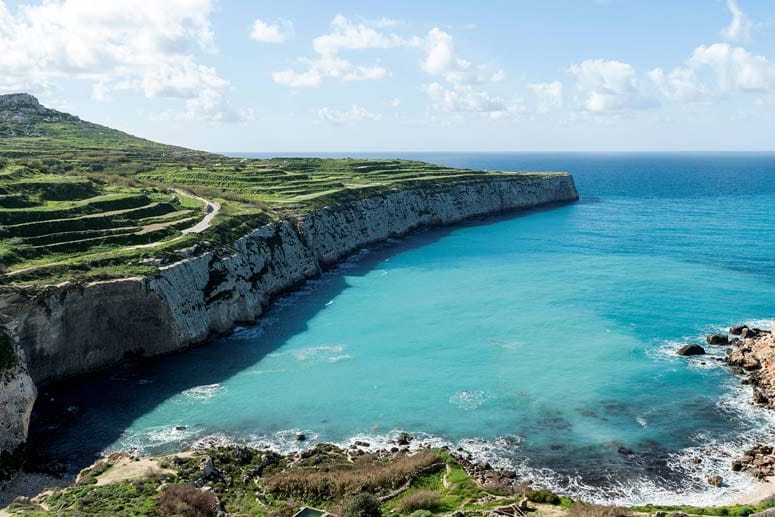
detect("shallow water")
(36, 153), (775, 505)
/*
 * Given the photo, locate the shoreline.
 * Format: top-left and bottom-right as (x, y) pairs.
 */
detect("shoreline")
(14, 310), (775, 509)
(5, 438), (775, 514)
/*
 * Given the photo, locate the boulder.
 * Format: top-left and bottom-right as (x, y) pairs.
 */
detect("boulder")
(707, 475), (723, 487)
(396, 432), (413, 446)
(741, 327), (758, 339)
(730, 324), (748, 335)
(676, 344), (705, 356)
(200, 455), (217, 479)
(706, 334), (729, 346)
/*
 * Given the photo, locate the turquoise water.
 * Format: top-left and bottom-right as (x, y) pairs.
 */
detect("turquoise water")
(36, 153), (775, 504)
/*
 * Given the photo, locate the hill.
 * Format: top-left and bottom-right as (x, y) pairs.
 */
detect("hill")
(0, 93), (556, 287)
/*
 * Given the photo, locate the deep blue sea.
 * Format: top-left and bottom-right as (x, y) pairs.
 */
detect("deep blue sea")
(37, 153), (775, 505)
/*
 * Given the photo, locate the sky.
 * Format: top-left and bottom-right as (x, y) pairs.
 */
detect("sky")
(1, 0), (775, 152)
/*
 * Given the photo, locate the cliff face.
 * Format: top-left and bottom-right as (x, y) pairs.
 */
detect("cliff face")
(0, 174), (578, 459)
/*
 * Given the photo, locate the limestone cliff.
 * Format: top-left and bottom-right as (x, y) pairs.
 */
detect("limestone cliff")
(0, 173), (578, 460)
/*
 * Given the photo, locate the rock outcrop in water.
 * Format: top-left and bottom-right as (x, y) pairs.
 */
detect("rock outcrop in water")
(0, 174), (578, 466)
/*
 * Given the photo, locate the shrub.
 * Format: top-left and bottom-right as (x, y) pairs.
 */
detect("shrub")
(526, 488), (561, 505)
(265, 450), (442, 502)
(340, 493), (381, 517)
(569, 502), (632, 517)
(156, 483), (218, 517)
(396, 490), (439, 514)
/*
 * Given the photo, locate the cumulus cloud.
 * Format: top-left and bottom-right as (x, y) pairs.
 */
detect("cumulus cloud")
(422, 27), (454, 75)
(420, 28), (518, 118)
(250, 18), (294, 43)
(647, 67), (711, 102)
(317, 104), (382, 124)
(273, 14), (420, 88)
(721, 0), (752, 43)
(0, 0), (245, 122)
(689, 43), (775, 92)
(425, 82), (523, 119)
(569, 59), (657, 113)
(528, 81), (563, 112)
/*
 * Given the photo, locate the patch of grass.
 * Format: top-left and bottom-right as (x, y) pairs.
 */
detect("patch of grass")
(396, 490), (440, 514)
(41, 477), (159, 516)
(265, 449), (444, 504)
(568, 502), (632, 517)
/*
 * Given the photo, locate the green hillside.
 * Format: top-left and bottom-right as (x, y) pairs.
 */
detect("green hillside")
(0, 93), (553, 287)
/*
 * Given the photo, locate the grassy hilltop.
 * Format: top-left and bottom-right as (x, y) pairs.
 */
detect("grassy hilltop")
(0, 93), (551, 287)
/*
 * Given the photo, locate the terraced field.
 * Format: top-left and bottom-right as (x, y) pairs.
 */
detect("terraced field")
(0, 93), (546, 286)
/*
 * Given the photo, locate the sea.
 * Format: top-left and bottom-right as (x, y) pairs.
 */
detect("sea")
(33, 152), (775, 505)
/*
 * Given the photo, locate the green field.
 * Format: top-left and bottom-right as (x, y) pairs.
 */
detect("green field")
(0, 94), (554, 287)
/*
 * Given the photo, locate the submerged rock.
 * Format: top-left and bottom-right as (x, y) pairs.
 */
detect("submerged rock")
(676, 344), (705, 356)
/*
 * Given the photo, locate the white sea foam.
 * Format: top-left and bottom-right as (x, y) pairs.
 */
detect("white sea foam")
(449, 390), (488, 411)
(290, 345), (352, 363)
(180, 383), (226, 401)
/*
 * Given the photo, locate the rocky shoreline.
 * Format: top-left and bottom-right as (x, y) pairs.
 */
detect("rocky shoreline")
(679, 321), (775, 483)
(716, 322), (775, 482)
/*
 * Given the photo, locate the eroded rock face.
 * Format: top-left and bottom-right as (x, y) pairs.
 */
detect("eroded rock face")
(0, 174), (578, 461)
(0, 357), (36, 478)
(733, 444), (775, 479)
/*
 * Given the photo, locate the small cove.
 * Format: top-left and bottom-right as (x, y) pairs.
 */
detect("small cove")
(32, 152), (775, 505)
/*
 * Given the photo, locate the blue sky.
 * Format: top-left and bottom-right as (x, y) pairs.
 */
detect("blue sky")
(1, 0), (775, 152)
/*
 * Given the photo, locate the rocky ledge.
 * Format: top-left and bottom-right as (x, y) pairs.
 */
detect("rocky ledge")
(720, 322), (775, 480)
(724, 323), (775, 407)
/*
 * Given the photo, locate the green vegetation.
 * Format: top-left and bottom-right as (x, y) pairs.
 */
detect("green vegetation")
(0, 93), (562, 287)
(0, 330), (15, 370)
(6, 444), (775, 516)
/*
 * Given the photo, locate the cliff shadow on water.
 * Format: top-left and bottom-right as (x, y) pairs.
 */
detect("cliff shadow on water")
(27, 202), (579, 476)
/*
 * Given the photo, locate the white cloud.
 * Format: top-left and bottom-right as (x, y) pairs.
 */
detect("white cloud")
(689, 43), (775, 92)
(569, 59), (657, 113)
(0, 0), (245, 122)
(425, 82), (523, 119)
(317, 104), (382, 124)
(423, 27), (454, 75)
(390, 97), (401, 107)
(420, 28), (517, 118)
(313, 14), (420, 55)
(250, 18), (293, 43)
(272, 69), (322, 88)
(273, 14), (418, 88)
(648, 67), (711, 102)
(721, 0), (752, 43)
(528, 81), (563, 112)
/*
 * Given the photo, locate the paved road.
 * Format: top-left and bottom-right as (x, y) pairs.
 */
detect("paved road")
(177, 190), (221, 234)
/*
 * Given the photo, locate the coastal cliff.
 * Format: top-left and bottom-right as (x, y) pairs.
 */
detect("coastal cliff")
(0, 173), (578, 466)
